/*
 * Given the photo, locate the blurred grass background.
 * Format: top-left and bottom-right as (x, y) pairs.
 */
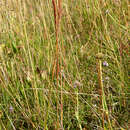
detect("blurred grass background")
(0, 0), (129, 129)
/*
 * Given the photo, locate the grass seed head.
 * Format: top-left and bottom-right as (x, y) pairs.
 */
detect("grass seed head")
(96, 53), (104, 59)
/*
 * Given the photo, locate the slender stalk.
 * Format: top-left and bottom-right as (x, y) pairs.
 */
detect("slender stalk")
(52, 0), (63, 129)
(96, 55), (104, 128)
(75, 90), (82, 130)
(96, 53), (112, 130)
(60, 77), (63, 129)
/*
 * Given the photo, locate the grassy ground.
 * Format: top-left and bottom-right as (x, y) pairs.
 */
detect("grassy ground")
(0, 0), (129, 129)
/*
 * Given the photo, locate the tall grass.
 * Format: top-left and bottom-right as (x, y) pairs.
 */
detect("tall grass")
(0, 0), (129, 129)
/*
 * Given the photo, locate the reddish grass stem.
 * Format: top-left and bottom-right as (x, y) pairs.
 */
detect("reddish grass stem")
(52, 0), (63, 129)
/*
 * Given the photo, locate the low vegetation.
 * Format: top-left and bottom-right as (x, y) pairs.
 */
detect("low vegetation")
(0, 0), (129, 129)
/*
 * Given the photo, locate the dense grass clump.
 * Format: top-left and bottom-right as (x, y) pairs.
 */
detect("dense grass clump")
(0, 0), (129, 129)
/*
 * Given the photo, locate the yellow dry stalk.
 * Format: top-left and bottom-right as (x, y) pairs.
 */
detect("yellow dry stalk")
(0, 44), (5, 56)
